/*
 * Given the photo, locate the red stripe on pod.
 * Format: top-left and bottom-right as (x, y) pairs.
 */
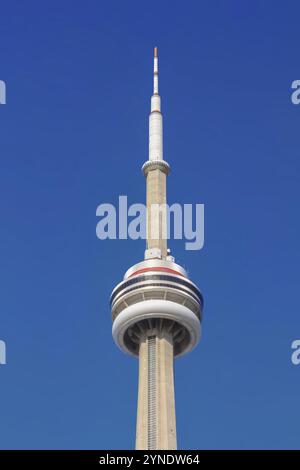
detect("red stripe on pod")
(128, 267), (186, 278)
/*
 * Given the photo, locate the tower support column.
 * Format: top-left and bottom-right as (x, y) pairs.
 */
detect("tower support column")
(136, 339), (148, 450)
(135, 327), (177, 450)
(146, 167), (167, 259)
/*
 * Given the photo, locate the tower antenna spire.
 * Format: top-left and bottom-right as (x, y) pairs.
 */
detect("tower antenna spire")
(153, 47), (158, 94)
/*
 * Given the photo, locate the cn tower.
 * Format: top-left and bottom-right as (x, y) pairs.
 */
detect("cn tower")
(110, 48), (203, 450)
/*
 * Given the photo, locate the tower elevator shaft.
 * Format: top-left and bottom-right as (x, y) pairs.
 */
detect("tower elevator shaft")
(135, 324), (177, 450)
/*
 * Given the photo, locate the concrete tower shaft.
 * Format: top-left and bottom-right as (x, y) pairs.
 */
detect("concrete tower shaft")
(136, 329), (177, 450)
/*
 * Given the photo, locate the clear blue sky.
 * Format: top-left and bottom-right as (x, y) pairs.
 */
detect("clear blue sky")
(1, 0), (300, 450)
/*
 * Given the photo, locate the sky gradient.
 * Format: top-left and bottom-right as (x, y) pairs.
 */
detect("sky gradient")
(0, 0), (300, 449)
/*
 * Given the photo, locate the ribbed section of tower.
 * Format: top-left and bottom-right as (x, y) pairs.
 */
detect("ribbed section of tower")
(136, 329), (176, 450)
(110, 48), (203, 450)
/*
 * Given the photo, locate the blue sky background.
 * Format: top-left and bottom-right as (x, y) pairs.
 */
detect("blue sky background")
(1, 0), (300, 449)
